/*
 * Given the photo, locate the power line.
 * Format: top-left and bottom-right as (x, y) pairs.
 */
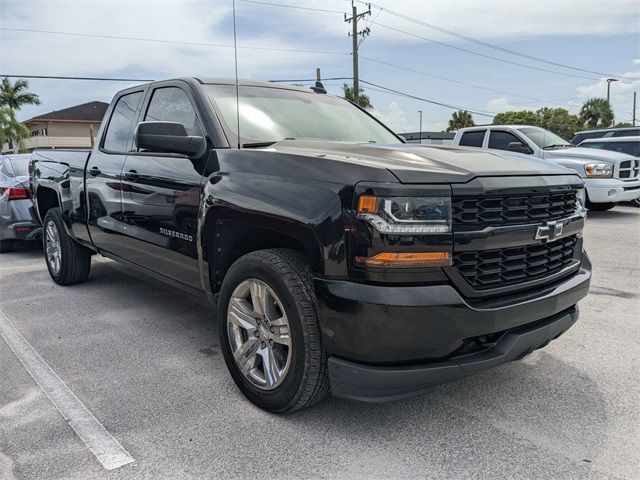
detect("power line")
(236, 0), (345, 14)
(364, 2), (623, 79)
(358, 80), (495, 117)
(359, 56), (561, 105)
(0, 27), (348, 56)
(370, 22), (601, 82)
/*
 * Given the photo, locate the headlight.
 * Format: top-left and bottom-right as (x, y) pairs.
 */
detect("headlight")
(356, 195), (451, 233)
(584, 163), (613, 178)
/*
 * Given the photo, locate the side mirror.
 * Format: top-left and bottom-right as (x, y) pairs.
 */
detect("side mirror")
(135, 121), (205, 156)
(507, 141), (533, 154)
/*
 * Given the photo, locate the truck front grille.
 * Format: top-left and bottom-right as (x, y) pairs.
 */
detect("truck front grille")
(454, 235), (579, 290)
(452, 191), (577, 231)
(618, 159), (640, 179)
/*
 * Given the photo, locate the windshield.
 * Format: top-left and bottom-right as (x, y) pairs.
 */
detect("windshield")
(204, 85), (399, 146)
(6, 155), (30, 176)
(518, 127), (570, 149)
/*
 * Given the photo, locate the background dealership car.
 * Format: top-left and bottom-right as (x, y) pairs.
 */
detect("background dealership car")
(451, 125), (640, 211)
(571, 126), (640, 146)
(0, 153), (41, 252)
(577, 136), (640, 207)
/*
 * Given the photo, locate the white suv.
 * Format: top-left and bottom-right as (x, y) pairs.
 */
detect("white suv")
(451, 125), (640, 211)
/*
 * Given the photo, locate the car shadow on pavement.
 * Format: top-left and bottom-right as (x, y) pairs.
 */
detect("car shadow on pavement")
(586, 209), (639, 220)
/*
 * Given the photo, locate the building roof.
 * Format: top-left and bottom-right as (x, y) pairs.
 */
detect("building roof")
(25, 101), (109, 124)
(400, 131), (455, 141)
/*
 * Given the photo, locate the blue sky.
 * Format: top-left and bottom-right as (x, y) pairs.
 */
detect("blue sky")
(1, 0), (638, 132)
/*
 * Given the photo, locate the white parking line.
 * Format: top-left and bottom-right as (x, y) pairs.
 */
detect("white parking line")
(0, 311), (134, 471)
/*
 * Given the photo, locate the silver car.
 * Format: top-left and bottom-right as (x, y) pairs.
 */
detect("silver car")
(0, 154), (42, 252)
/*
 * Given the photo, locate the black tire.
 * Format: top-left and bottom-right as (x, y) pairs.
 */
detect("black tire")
(218, 249), (330, 413)
(0, 239), (14, 253)
(43, 208), (91, 285)
(631, 198), (640, 208)
(586, 201), (615, 211)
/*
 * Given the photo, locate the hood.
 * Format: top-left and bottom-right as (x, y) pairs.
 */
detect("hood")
(544, 146), (634, 163)
(267, 141), (574, 183)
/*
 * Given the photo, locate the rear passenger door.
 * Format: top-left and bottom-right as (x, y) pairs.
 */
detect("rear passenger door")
(117, 83), (206, 288)
(87, 89), (145, 255)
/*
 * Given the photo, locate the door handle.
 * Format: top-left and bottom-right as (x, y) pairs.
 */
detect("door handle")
(124, 169), (139, 181)
(88, 166), (101, 176)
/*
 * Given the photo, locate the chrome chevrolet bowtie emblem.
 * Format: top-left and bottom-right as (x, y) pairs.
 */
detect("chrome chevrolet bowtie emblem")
(535, 221), (564, 242)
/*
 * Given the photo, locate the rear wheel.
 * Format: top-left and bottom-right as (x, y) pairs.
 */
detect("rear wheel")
(631, 198), (640, 208)
(218, 249), (330, 413)
(43, 208), (92, 285)
(586, 201), (615, 211)
(0, 239), (14, 253)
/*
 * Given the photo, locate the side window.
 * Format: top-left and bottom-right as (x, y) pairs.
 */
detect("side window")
(612, 129), (640, 137)
(103, 91), (144, 152)
(144, 87), (202, 136)
(603, 142), (640, 157)
(488, 130), (524, 151)
(459, 130), (485, 147)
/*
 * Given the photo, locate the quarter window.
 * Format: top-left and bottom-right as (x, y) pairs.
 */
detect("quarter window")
(144, 87), (202, 136)
(488, 131), (524, 151)
(459, 130), (485, 147)
(102, 91), (144, 152)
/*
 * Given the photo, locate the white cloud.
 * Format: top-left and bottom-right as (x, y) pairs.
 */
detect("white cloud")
(486, 97), (522, 112)
(370, 102), (445, 133)
(632, 59), (640, 65)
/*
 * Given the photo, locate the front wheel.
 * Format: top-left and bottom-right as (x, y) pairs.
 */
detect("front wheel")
(43, 208), (92, 285)
(586, 201), (615, 211)
(631, 198), (640, 208)
(218, 249), (330, 413)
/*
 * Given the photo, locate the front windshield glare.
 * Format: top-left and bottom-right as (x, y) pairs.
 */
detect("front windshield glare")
(205, 85), (399, 145)
(518, 127), (569, 149)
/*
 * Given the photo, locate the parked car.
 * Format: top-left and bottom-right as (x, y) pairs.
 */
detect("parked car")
(571, 126), (640, 146)
(0, 154), (41, 252)
(452, 125), (640, 211)
(577, 136), (640, 207)
(31, 78), (591, 412)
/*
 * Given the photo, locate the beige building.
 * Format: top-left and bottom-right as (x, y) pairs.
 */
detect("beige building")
(2, 101), (108, 153)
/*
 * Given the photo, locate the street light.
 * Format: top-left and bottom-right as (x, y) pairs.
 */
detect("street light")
(418, 110), (423, 144)
(606, 78), (618, 104)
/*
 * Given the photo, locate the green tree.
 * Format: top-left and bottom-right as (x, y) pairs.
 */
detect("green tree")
(0, 77), (41, 111)
(492, 110), (538, 126)
(446, 110), (475, 132)
(343, 83), (372, 109)
(535, 107), (581, 141)
(579, 98), (614, 128)
(0, 106), (29, 151)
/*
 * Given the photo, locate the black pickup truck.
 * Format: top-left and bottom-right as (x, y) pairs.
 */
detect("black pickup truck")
(31, 78), (591, 412)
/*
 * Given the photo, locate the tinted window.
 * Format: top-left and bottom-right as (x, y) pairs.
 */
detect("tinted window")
(103, 91), (143, 152)
(488, 131), (523, 151)
(571, 132), (606, 145)
(144, 87), (202, 136)
(581, 141), (639, 157)
(459, 131), (485, 147)
(612, 129), (640, 137)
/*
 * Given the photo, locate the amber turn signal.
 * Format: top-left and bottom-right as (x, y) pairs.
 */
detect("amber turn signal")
(357, 195), (378, 213)
(355, 251), (451, 267)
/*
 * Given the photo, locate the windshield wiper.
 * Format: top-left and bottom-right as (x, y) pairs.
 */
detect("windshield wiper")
(543, 144), (569, 150)
(241, 138), (297, 148)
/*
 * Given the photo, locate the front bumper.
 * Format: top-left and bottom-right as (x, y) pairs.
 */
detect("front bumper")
(315, 254), (591, 401)
(328, 307), (578, 402)
(585, 178), (640, 203)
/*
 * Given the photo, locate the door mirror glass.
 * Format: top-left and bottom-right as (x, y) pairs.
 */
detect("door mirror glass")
(507, 141), (533, 154)
(135, 121), (205, 156)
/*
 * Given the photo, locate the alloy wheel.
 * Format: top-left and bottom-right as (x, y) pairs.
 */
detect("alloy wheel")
(227, 278), (292, 390)
(45, 220), (62, 274)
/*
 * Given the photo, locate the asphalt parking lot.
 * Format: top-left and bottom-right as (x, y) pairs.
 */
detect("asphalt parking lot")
(1, 206), (639, 480)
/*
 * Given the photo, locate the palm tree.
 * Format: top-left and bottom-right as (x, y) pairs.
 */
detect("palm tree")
(0, 77), (41, 111)
(446, 110), (475, 132)
(0, 106), (29, 152)
(579, 98), (614, 128)
(343, 83), (372, 109)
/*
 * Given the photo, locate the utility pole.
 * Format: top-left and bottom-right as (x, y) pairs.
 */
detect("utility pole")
(345, 3), (370, 103)
(633, 91), (637, 127)
(606, 78), (618, 104)
(418, 110), (423, 144)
